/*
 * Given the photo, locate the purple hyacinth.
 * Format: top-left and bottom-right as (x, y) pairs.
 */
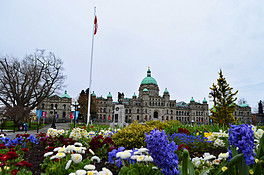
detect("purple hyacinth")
(145, 129), (179, 175)
(228, 124), (255, 165)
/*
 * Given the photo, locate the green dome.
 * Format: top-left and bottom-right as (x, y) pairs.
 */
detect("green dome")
(203, 98), (207, 103)
(190, 97), (195, 102)
(132, 92), (137, 97)
(164, 88), (169, 94)
(91, 91), (96, 97)
(140, 68), (158, 85)
(107, 92), (112, 98)
(239, 103), (249, 107)
(61, 90), (71, 98)
(143, 88), (149, 92)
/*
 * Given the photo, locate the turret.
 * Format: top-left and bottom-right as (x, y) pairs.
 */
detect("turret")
(163, 88), (170, 101)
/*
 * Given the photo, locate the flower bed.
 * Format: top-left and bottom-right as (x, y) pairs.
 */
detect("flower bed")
(0, 122), (264, 175)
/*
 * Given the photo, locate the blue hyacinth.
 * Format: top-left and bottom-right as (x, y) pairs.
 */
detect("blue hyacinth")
(228, 124), (255, 165)
(145, 129), (179, 175)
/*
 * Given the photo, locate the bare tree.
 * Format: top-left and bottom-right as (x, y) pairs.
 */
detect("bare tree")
(0, 50), (65, 126)
(238, 98), (247, 105)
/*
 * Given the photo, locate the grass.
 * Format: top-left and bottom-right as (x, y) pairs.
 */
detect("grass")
(0, 121), (47, 131)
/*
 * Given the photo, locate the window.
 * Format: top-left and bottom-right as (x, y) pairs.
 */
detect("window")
(154, 111), (158, 118)
(42, 103), (45, 109)
(63, 104), (66, 110)
(55, 104), (58, 109)
(50, 104), (54, 110)
(137, 109), (140, 113)
(137, 115), (140, 120)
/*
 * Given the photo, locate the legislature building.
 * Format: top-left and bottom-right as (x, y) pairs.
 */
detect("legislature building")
(94, 68), (210, 125)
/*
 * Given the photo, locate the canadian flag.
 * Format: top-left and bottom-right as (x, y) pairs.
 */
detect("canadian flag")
(94, 16), (98, 35)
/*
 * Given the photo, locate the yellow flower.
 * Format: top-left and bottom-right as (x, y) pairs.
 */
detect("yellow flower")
(221, 166), (228, 172)
(4, 166), (10, 170)
(196, 132), (199, 136)
(249, 169), (254, 175)
(255, 159), (259, 163)
(204, 132), (212, 138)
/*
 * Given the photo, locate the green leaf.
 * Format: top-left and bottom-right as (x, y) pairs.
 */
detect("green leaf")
(228, 153), (244, 167)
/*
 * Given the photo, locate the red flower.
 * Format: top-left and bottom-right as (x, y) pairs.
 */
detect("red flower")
(9, 148), (16, 152)
(102, 137), (114, 145)
(0, 162), (5, 167)
(178, 144), (190, 151)
(6, 151), (18, 159)
(45, 146), (55, 152)
(0, 144), (6, 149)
(15, 161), (33, 167)
(22, 148), (29, 152)
(178, 128), (190, 135)
(11, 169), (19, 175)
(0, 155), (10, 161)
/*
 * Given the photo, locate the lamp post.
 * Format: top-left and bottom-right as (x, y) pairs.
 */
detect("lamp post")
(72, 101), (79, 128)
(51, 107), (56, 129)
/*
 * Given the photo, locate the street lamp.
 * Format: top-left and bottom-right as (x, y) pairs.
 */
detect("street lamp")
(51, 106), (56, 129)
(72, 101), (79, 128)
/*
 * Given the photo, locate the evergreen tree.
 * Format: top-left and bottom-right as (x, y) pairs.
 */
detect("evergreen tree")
(209, 70), (238, 125)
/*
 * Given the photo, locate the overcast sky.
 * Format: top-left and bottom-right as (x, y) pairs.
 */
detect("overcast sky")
(1, 0), (264, 111)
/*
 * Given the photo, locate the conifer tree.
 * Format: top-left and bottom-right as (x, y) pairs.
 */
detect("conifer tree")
(209, 70), (238, 125)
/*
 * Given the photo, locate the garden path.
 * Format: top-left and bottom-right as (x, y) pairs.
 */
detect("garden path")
(3, 122), (70, 139)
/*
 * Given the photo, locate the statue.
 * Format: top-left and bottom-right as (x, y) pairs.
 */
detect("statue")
(258, 100), (263, 114)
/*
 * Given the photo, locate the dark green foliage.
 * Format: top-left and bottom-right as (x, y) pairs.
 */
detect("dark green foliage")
(209, 70), (238, 125)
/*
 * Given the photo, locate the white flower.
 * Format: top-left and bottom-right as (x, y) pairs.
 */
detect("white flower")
(74, 142), (83, 147)
(214, 138), (225, 147)
(69, 173), (76, 175)
(58, 146), (67, 153)
(255, 129), (264, 140)
(116, 151), (131, 159)
(71, 154), (83, 164)
(44, 152), (53, 157)
(144, 155), (153, 162)
(133, 151), (141, 155)
(218, 152), (229, 160)
(65, 160), (72, 170)
(75, 170), (87, 175)
(192, 157), (202, 168)
(54, 147), (62, 152)
(87, 171), (98, 175)
(89, 149), (95, 155)
(152, 166), (158, 170)
(102, 167), (113, 175)
(138, 148), (149, 153)
(204, 155), (216, 161)
(130, 155), (139, 160)
(55, 152), (66, 158)
(91, 156), (101, 163)
(66, 145), (76, 153)
(136, 155), (145, 162)
(50, 155), (57, 160)
(84, 164), (96, 170)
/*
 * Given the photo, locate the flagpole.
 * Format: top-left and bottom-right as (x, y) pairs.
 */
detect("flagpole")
(87, 7), (96, 126)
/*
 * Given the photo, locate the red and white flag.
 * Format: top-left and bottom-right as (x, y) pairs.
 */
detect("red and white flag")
(94, 16), (98, 35)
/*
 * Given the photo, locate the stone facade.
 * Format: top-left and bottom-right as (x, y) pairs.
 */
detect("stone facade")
(94, 68), (210, 124)
(38, 91), (72, 122)
(234, 104), (252, 124)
